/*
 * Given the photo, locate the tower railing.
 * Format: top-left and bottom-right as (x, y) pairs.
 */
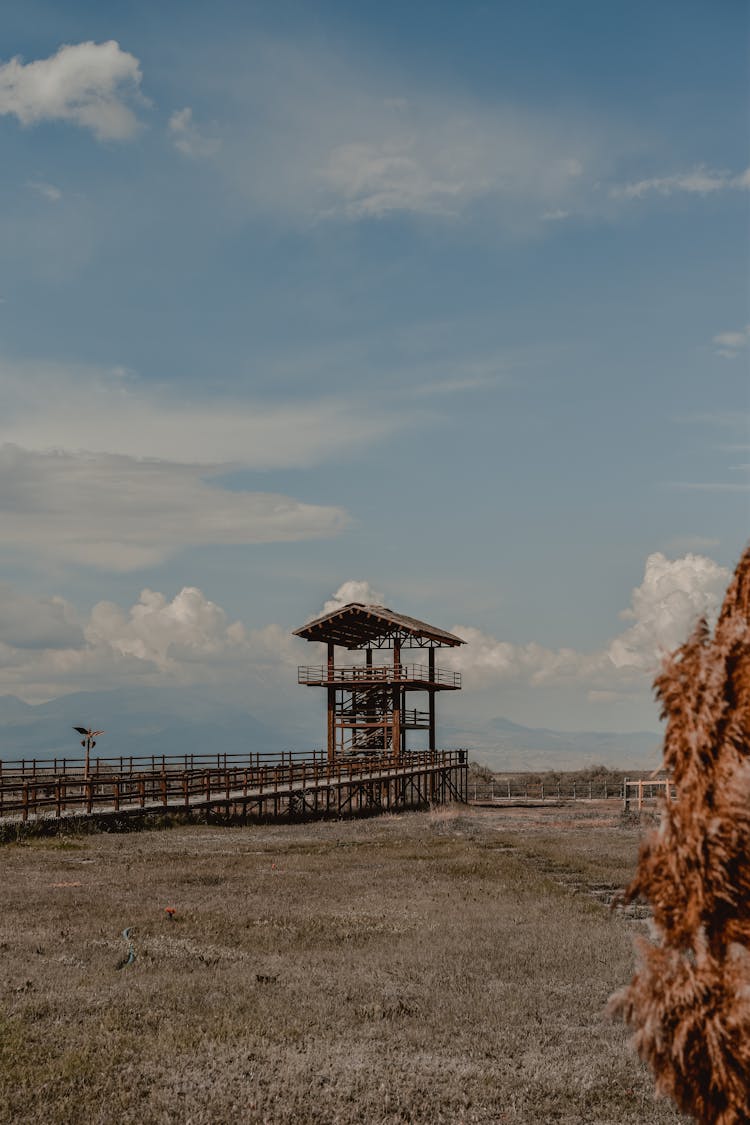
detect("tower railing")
(297, 664), (461, 688)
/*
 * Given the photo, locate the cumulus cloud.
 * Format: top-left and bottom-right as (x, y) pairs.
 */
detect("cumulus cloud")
(713, 324), (750, 359)
(607, 552), (730, 670)
(322, 580), (384, 615)
(611, 165), (750, 201)
(446, 551), (732, 689)
(86, 587), (246, 667)
(168, 106), (220, 158)
(0, 585), (304, 702)
(0, 361), (405, 468)
(443, 628), (601, 686)
(0, 41), (144, 140)
(0, 445), (349, 571)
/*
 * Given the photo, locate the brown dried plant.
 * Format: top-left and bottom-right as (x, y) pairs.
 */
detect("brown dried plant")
(611, 545), (750, 1123)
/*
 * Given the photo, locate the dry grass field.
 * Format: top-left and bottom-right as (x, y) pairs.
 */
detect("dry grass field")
(0, 804), (689, 1124)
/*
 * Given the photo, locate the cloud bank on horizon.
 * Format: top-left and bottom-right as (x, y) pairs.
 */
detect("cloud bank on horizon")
(0, 554), (733, 726)
(0, 4), (747, 737)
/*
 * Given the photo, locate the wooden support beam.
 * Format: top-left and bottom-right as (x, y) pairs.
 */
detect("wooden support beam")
(392, 639), (401, 761)
(327, 641), (335, 763)
(428, 648), (436, 751)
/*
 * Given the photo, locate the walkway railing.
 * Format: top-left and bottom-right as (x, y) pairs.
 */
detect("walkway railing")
(0, 749), (467, 823)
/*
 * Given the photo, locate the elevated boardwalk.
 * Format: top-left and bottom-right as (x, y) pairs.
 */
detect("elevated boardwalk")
(0, 750), (467, 827)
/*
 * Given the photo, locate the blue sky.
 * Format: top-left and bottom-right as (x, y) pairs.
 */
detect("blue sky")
(0, 1), (747, 741)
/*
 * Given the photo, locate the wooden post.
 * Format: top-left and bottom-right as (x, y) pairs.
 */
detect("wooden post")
(428, 648), (436, 751)
(392, 639), (401, 762)
(327, 641), (335, 764)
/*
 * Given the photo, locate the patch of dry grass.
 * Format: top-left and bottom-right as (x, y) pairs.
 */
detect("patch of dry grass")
(0, 807), (687, 1123)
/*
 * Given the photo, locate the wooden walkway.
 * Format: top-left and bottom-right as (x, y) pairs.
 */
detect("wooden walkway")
(0, 750), (467, 826)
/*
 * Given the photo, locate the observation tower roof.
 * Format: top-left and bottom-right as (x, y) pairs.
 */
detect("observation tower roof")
(293, 603), (465, 650)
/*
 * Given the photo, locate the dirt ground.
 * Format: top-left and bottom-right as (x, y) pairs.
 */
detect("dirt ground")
(0, 802), (686, 1124)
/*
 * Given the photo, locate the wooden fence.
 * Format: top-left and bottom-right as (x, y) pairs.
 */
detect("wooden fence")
(469, 779), (623, 803)
(622, 777), (676, 811)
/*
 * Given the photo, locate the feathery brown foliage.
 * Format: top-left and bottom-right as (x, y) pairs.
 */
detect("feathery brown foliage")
(611, 545), (750, 1123)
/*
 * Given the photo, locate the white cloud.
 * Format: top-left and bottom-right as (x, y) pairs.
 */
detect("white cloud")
(317, 125), (589, 221)
(611, 165), (750, 201)
(27, 180), (62, 202)
(444, 628), (601, 686)
(713, 324), (750, 359)
(203, 36), (745, 231)
(0, 361), (406, 469)
(168, 106), (220, 158)
(607, 552), (730, 670)
(322, 580), (384, 615)
(0, 585), (304, 702)
(320, 140), (466, 218)
(446, 551), (731, 687)
(0, 41), (144, 140)
(214, 41), (600, 228)
(86, 587), (245, 667)
(0, 445), (349, 571)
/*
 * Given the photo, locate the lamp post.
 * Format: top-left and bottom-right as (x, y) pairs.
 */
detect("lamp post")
(73, 727), (104, 777)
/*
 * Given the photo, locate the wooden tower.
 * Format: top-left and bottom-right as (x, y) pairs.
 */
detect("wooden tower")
(294, 603), (464, 762)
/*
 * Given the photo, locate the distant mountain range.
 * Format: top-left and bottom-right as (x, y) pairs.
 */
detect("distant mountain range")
(0, 689), (295, 764)
(443, 715), (663, 772)
(0, 690), (662, 771)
